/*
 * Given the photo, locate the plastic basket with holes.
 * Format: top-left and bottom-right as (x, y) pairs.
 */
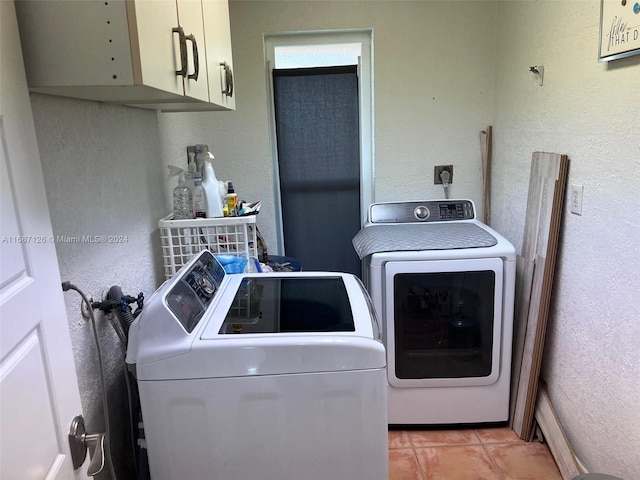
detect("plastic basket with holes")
(158, 214), (258, 279)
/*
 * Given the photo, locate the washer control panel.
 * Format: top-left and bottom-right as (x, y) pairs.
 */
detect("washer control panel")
(165, 251), (226, 333)
(369, 200), (475, 223)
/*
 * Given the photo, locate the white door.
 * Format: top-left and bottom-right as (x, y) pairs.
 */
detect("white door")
(1, 2), (85, 479)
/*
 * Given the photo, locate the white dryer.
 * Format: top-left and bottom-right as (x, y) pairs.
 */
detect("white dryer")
(126, 250), (387, 480)
(353, 200), (516, 425)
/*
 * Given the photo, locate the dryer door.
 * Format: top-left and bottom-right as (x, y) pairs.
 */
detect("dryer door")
(384, 258), (504, 388)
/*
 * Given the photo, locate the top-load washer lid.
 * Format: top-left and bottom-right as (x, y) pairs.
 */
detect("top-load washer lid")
(127, 250), (385, 381)
(211, 276), (356, 336)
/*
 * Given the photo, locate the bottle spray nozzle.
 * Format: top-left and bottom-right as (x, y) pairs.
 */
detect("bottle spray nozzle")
(168, 165), (189, 187)
(186, 145), (197, 172)
(167, 164), (186, 178)
(194, 144), (216, 172)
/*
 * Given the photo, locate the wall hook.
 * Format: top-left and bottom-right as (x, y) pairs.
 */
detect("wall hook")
(529, 65), (544, 86)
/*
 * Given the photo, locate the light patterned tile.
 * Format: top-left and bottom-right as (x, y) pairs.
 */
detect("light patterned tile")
(389, 448), (424, 480)
(475, 427), (522, 444)
(389, 430), (413, 449)
(415, 445), (501, 480)
(409, 429), (480, 447)
(484, 442), (563, 480)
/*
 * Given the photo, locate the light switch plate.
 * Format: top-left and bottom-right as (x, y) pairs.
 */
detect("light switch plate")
(570, 184), (583, 215)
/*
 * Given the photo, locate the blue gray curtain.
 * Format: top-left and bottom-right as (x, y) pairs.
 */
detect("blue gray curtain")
(273, 66), (361, 276)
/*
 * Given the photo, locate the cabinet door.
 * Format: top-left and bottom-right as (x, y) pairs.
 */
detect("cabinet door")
(202, 0), (236, 110)
(177, 0), (209, 102)
(133, 0), (185, 98)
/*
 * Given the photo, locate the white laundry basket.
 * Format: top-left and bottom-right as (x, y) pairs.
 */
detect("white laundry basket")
(158, 215), (257, 279)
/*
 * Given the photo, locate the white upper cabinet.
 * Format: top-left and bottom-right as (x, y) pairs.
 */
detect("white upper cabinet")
(15, 0), (235, 112)
(202, 0), (235, 111)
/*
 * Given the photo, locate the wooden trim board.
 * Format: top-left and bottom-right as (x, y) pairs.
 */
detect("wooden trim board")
(509, 152), (569, 440)
(509, 254), (536, 432)
(535, 383), (584, 480)
(480, 126), (492, 224)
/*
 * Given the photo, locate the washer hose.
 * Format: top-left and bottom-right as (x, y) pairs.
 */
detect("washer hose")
(62, 281), (118, 480)
(107, 286), (135, 336)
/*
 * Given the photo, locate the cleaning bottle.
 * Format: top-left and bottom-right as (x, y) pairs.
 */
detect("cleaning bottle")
(201, 158), (224, 218)
(168, 166), (194, 220)
(225, 181), (238, 217)
(186, 159), (205, 218)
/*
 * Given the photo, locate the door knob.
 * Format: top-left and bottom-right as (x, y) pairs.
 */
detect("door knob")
(68, 415), (106, 476)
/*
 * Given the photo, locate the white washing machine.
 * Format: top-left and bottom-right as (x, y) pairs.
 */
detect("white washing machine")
(353, 199), (516, 425)
(126, 250), (387, 480)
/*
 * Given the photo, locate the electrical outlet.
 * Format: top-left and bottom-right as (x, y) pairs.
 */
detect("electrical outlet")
(434, 165), (453, 184)
(570, 184), (583, 215)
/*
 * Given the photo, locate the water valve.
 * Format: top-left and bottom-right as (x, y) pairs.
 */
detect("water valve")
(434, 165), (453, 184)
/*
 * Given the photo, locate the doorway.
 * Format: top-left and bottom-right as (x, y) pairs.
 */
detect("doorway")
(265, 30), (374, 275)
(272, 66), (360, 274)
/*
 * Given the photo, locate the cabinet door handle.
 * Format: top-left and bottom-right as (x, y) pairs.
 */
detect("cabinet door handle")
(186, 34), (199, 81)
(173, 27), (187, 78)
(220, 62), (233, 97)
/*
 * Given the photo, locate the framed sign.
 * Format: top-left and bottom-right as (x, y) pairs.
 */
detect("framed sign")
(599, 0), (640, 61)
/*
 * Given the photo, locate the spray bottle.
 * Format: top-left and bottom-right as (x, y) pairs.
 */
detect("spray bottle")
(168, 165), (194, 220)
(200, 160), (225, 219)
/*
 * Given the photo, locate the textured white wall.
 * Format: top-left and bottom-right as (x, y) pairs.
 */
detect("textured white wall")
(490, 2), (640, 478)
(30, 94), (167, 479)
(158, 0), (498, 253)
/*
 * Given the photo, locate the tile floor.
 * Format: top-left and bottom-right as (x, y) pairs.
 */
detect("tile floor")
(389, 427), (563, 480)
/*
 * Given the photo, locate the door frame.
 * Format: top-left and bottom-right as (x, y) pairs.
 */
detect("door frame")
(264, 29), (374, 254)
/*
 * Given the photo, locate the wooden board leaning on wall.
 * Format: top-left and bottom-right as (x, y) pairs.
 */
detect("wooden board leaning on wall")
(509, 152), (569, 441)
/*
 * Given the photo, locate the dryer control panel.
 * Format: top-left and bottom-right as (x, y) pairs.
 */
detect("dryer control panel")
(369, 200), (475, 223)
